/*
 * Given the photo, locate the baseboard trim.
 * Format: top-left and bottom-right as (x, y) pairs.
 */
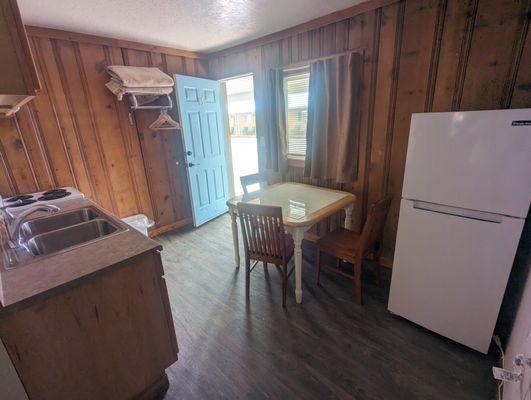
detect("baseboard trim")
(149, 218), (193, 237)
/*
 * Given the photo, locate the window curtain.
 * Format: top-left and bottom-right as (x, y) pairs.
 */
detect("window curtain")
(264, 69), (288, 173)
(304, 52), (362, 183)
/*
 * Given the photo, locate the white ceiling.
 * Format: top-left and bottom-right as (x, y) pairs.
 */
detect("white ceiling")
(18, 0), (366, 53)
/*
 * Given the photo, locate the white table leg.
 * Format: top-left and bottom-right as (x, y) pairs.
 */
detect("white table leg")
(229, 207), (240, 267)
(287, 226), (309, 304)
(344, 204), (354, 230)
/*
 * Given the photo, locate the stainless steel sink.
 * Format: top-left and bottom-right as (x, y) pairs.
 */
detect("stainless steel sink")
(21, 207), (100, 237)
(26, 219), (119, 256)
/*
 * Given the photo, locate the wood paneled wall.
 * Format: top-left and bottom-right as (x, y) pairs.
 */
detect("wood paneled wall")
(0, 0), (529, 246)
(208, 0), (531, 255)
(0, 27), (208, 233)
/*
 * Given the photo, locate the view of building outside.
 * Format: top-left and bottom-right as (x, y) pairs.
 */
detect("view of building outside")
(225, 75), (259, 195)
(228, 111), (256, 136)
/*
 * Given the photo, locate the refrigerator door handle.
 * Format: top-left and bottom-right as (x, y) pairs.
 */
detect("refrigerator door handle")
(412, 200), (503, 223)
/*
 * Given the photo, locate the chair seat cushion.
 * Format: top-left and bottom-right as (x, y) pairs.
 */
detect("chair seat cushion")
(316, 228), (361, 262)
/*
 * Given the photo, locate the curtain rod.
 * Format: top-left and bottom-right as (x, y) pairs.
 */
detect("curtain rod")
(276, 48), (364, 72)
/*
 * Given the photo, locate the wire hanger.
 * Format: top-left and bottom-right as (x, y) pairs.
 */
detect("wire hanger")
(149, 109), (181, 131)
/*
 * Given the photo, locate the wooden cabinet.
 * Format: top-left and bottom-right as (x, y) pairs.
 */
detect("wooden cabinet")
(0, 338), (28, 400)
(0, 250), (178, 400)
(0, 0), (40, 117)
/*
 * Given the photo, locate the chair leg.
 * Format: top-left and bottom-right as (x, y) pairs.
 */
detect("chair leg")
(245, 258), (250, 300)
(354, 256), (362, 305)
(374, 247), (382, 287)
(373, 259), (381, 287)
(281, 263), (287, 307)
(315, 247), (321, 284)
(263, 262), (268, 272)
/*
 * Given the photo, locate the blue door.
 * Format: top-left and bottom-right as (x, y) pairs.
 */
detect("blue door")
(175, 75), (230, 226)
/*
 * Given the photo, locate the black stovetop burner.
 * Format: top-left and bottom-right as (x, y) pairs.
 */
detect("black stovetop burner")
(8, 199), (38, 207)
(4, 188), (73, 207)
(38, 191), (71, 201)
(42, 188), (68, 196)
(6, 194), (34, 203)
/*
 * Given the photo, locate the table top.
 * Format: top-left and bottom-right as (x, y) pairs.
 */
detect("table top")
(227, 182), (356, 227)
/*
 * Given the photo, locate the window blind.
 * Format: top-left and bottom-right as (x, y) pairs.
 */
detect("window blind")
(284, 72), (309, 156)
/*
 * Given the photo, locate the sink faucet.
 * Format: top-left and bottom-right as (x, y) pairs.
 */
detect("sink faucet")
(11, 204), (60, 245)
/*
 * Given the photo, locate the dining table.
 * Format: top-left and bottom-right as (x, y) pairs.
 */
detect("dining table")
(226, 182), (356, 304)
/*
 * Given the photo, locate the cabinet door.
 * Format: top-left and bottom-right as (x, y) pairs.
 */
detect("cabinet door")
(0, 251), (177, 400)
(0, 338), (28, 400)
(0, 0), (41, 115)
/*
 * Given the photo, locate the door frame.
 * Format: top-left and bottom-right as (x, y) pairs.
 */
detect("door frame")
(219, 80), (236, 197)
(219, 73), (258, 197)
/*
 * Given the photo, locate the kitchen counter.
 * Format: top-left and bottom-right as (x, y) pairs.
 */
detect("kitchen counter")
(0, 198), (178, 399)
(0, 198), (160, 307)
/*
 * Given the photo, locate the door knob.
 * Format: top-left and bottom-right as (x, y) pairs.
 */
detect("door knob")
(186, 151), (192, 156)
(188, 162), (199, 167)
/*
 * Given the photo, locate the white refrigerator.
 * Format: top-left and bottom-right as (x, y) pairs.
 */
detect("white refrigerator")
(388, 109), (531, 354)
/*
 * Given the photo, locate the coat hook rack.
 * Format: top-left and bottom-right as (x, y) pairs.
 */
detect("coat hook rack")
(127, 93), (180, 131)
(128, 93), (173, 111)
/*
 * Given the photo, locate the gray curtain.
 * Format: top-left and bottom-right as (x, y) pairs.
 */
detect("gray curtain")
(304, 52), (362, 183)
(264, 69), (287, 173)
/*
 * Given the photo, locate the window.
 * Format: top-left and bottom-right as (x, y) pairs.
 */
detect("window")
(284, 70), (309, 157)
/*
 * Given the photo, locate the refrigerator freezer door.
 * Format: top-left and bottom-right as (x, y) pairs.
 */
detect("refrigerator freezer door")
(388, 199), (525, 353)
(402, 109), (531, 218)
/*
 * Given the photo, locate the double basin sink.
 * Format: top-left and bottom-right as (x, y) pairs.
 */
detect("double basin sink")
(20, 207), (122, 256)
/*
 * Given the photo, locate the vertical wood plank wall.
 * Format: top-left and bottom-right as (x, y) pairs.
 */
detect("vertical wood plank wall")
(0, 29), (208, 233)
(0, 0), (529, 249)
(208, 0), (531, 256)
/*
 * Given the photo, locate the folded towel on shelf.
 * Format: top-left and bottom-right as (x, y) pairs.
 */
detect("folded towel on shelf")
(105, 80), (173, 102)
(107, 66), (174, 88)
(105, 65), (174, 101)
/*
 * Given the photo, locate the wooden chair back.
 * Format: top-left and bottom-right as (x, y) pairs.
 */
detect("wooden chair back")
(359, 196), (392, 255)
(237, 203), (288, 264)
(240, 172), (268, 195)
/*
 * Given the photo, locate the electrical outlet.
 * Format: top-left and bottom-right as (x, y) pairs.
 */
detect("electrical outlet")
(493, 367), (522, 383)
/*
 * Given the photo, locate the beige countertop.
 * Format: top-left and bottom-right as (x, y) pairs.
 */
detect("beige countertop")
(0, 198), (161, 307)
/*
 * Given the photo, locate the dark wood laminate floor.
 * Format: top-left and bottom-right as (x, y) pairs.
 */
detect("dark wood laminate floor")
(156, 214), (496, 400)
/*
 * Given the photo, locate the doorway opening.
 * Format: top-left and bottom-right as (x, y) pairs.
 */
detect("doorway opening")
(223, 75), (259, 196)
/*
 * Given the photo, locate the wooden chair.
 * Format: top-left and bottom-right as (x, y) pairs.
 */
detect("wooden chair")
(237, 203), (294, 307)
(240, 172), (269, 195)
(315, 197), (392, 305)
